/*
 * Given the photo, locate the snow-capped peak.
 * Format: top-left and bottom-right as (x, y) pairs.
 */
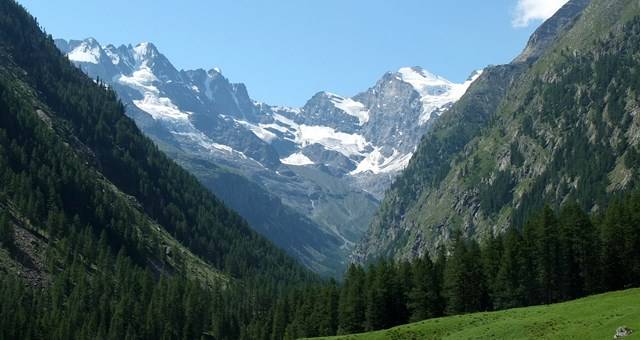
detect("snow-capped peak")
(397, 66), (453, 96)
(132, 42), (160, 63)
(207, 67), (223, 78)
(67, 38), (103, 64)
(396, 67), (483, 125)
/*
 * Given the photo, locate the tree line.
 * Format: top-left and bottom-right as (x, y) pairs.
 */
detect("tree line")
(3, 193), (639, 339)
(270, 194), (640, 339)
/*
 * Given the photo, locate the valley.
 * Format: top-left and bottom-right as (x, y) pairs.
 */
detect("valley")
(55, 38), (478, 275)
(2, 0), (640, 339)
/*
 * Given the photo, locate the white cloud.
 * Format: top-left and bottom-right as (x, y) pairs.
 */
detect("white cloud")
(512, 0), (570, 28)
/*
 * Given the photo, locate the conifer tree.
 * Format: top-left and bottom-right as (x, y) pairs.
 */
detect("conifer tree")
(482, 232), (504, 307)
(408, 257), (437, 321)
(0, 209), (13, 249)
(528, 205), (562, 304)
(443, 231), (468, 314)
(558, 202), (599, 299)
(338, 265), (366, 334)
(493, 229), (526, 309)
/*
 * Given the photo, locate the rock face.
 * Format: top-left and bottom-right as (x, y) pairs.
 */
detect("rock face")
(513, 0), (591, 63)
(613, 326), (633, 339)
(56, 38), (478, 275)
(614, 326), (633, 338)
(353, 0), (640, 263)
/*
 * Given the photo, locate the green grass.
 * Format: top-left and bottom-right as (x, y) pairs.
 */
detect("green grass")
(311, 288), (640, 340)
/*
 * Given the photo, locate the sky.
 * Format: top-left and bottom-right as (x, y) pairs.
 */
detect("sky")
(19, 0), (569, 107)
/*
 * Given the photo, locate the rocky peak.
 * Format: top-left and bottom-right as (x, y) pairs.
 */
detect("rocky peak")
(396, 66), (453, 95)
(65, 37), (107, 64)
(132, 42), (160, 62)
(299, 92), (362, 132)
(513, 0), (592, 64)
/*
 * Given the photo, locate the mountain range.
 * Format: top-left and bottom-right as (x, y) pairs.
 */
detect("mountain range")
(55, 37), (480, 275)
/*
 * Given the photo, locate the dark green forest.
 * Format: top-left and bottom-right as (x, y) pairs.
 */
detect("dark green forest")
(3, 188), (639, 339)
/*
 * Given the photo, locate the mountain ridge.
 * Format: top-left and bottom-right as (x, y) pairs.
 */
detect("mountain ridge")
(354, 0), (640, 263)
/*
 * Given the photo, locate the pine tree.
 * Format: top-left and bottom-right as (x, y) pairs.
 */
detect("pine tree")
(408, 257), (438, 321)
(493, 229), (526, 309)
(558, 202), (599, 298)
(394, 260), (412, 325)
(364, 260), (394, 331)
(338, 265), (365, 334)
(432, 246), (447, 317)
(317, 280), (339, 336)
(628, 192), (640, 285)
(528, 205), (562, 304)
(482, 232), (504, 307)
(599, 199), (626, 291)
(271, 296), (289, 340)
(443, 232), (468, 314)
(0, 209), (13, 249)
(444, 233), (489, 314)
(465, 240), (490, 312)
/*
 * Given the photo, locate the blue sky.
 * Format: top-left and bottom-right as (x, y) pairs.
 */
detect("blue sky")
(19, 0), (568, 106)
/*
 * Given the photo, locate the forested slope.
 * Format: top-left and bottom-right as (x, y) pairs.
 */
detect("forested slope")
(0, 0), (313, 338)
(355, 0), (640, 262)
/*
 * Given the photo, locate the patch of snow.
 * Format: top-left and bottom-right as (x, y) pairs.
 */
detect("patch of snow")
(281, 152), (314, 166)
(351, 148), (413, 175)
(118, 66), (159, 94)
(397, 67), (483, 125)
(118, 64), (191, 122)
(68, 40), (102, 64)
(171, 131), (249, 160)
(326, 93), (370, 125)
(272, 106), (302, 115)
(269, 114), (371, 158)
(133, 95), (191, 121)
(235, 120), (278, 143)
(260, 122), (290, 134)
(209, 142), (234, 153)
(296, 125), (369, 157)
(397, 67), (450, 93)
(273, 113), (297, 127)
(104, 48), (120, 65)
(449, 70), (483, 101)
(132, 42), (157, 64)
